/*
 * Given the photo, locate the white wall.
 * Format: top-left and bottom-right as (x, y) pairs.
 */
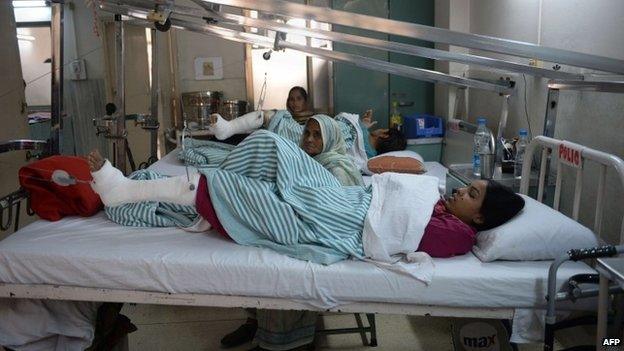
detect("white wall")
(18, 27), (51, 106)
(174, 0), (331, 113)
(437, 0), (624, 244)
(176, 2), (247, 101)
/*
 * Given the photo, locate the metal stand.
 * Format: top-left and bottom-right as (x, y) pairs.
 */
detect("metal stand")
(50, 0), (64, 156)
(146, 28), (160, 165)
(0, 189), (34, 232)
(317, 313), (378, 347)
(112, 14), (127, 174)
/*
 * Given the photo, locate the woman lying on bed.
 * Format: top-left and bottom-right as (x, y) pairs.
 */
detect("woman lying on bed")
(88, 130), (524, 262)
(88, 130), (523, 351)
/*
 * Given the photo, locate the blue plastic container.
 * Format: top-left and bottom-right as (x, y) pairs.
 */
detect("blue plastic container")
(402, 114), (444, 138)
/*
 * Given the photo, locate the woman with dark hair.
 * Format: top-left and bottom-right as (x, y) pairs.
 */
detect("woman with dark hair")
(286, 86), (314, 123)
(88, 131), (523, 351)
(88, 131), (524, 261)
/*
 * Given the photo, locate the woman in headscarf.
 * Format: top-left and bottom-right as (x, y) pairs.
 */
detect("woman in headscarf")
(300, 114), (363, 186)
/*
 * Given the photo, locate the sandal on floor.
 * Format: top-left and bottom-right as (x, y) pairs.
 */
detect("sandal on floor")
(221, 321), (258, 348)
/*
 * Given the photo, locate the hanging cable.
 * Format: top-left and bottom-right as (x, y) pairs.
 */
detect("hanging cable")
(522, 74), (534, 139)
(257, 72), (268, 110)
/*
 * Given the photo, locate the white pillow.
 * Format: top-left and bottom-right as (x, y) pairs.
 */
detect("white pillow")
(362, 150), (424, 175)
(472, 194), (598, 262)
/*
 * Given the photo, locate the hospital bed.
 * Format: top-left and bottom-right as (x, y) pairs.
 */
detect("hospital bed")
(0, 136), (622, 350)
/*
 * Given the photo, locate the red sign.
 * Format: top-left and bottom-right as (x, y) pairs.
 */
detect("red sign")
(558, 142), (583, 169)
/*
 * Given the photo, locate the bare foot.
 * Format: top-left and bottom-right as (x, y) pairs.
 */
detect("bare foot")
(87, 150), (105, 172)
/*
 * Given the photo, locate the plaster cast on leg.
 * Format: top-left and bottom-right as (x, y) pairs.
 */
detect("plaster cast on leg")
(90, 160), (200, 207)
(209, 111), (264, 140)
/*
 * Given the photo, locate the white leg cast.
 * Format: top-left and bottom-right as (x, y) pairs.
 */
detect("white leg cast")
(209, 111), (264, 140)
(91, 160), (200, 207)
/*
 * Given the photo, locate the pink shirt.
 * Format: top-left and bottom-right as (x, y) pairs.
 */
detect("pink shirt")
(417, 200), (477, 257)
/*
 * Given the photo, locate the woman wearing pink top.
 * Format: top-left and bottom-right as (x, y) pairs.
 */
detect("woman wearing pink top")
(87, 131), (524, 351)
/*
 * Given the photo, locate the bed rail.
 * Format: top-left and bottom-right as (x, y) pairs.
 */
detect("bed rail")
(519, 136), (624, 244)
(522, 137), (624, 351)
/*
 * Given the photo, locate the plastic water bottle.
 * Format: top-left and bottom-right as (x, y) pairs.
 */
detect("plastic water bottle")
(514, 129), (529, 178)
(472, 118), (491, 176)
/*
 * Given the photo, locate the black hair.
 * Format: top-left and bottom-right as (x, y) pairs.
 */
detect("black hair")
(288, 86), (308, 102)
(287, 86), (309, 117)
(375, 127), (407, 154)
(475, 180), (525, 231)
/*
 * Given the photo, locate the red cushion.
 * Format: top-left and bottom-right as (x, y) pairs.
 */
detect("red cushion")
(367, 156), (426, 174)
(19, 156), (103, 221)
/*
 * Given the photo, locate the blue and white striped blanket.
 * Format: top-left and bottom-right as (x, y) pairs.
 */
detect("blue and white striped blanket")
(203, 130), (372, 264)
(108, 131), (372, 264)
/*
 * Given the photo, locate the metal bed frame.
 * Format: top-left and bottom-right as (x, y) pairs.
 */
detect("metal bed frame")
(519, 136), (624, 351)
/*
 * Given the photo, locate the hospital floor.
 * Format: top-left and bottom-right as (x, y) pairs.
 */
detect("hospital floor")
(120, 305), (595, 350)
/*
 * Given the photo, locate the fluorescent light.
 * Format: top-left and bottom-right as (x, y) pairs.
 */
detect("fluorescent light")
(12, 1), (47, 7)
(17, 34), (35, 41)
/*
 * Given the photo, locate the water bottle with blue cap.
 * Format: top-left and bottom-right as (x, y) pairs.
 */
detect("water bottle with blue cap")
(472, 118), (491, 176)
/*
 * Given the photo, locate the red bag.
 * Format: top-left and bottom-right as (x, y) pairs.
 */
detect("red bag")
(19, 156), (103, 221)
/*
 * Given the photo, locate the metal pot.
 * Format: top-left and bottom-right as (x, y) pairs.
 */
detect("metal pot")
(220, 100), (249, 121)
(181, 91), (222, 129)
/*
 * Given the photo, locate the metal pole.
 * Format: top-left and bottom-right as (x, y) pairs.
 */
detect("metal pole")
(150, 28), (159, 160)
(201, 0), (624, 74)
(304, 0), (314, 112)
(50, 1), (64, 156)
(99, 4), (514, 94)
(114, 14), (127, 174)
(596, 275), (610, 348)
(496, 95), (510, 162)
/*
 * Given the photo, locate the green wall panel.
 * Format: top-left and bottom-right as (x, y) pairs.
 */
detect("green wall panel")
(389, 0), (435, 118)
(332, 0), (435, 128)
(332, 0), (389, 128)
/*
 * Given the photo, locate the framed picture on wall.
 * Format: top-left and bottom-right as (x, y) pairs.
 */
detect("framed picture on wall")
(194, 57), (223, 80)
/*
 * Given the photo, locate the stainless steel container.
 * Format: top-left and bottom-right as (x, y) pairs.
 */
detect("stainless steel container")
(181, 91), (222, 129)
(220, 100), (249, 121)
(479, 153), (496, 179)
(479, 130), (497, 179)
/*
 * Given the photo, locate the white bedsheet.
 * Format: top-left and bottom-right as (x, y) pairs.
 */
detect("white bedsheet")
(0, 148), (581, 310)
(0, 211), (594, 311)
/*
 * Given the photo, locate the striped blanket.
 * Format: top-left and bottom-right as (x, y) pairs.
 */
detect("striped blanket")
(204, 130), (372, 264)
(107, 131), (372, 264)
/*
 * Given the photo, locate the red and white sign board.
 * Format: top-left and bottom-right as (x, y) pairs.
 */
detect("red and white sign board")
(558, 141), (584, 169)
